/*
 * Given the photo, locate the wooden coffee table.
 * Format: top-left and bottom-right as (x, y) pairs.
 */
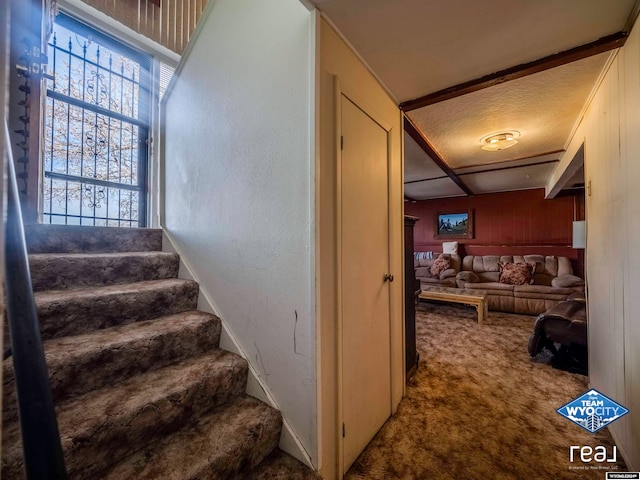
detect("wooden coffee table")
(418, 286), (488, 324)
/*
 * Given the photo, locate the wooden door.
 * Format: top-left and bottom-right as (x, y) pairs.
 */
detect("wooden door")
(340, 94), (392, 473)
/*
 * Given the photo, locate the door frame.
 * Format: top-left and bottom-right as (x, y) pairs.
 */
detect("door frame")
(334, 76), (396, 475)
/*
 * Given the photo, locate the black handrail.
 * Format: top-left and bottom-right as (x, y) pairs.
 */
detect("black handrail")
(4, 120), (68, 479)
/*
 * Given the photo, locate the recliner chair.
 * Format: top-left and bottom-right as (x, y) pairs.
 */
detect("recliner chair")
(528, 291), (587, 375)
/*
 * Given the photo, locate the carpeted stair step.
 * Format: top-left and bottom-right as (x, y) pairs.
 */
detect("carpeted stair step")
(35, 278), (199, 339)
(99, 395), (282, 480)
(1, 350), (248, 479)
(232, 449), (321, 480)
(3, 310), (221, 425)
(25, 224), (163, 254)
(29, 251), (180, 291)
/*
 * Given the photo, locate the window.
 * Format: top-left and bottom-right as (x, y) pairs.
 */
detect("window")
(43, 13), (151, 227)
(159, 62), (175, 102)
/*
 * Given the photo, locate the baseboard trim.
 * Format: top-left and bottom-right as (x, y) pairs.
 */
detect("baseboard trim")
(588, 382), (636, 471)
(161, 231), (314, 469)
(607, 423), (635, 471)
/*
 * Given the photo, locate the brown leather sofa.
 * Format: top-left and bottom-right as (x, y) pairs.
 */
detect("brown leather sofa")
(455, 255), (584, 315)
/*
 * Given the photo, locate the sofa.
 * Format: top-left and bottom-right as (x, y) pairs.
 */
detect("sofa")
(455, 255), (584, 315)
(414, 253), (461, 288)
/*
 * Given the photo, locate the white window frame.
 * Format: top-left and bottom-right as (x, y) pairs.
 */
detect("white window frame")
(54, 0), (180, 228)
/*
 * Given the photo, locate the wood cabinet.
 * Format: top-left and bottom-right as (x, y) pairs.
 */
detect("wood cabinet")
(404, 215), (420, 380)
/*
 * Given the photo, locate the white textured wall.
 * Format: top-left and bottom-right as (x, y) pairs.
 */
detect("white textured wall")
(162, 0), (315, 463)
(550, 16), (640, 470)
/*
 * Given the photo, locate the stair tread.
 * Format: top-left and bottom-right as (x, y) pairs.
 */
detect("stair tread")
(25, 224), (163, 253)
(42, 309), (220, 360)
(236, 449), (320, 480)
(3, 350), (248, 478)
(29, 251), (177, 260)
(34, 278), (199, 339)
(3, 310), (222, 417)
(35, 278), (196, 301)
(29, 251), (180, 291)
(100, 396), (282, 480)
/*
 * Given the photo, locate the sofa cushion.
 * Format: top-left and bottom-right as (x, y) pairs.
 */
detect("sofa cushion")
(468, 255), (501, 273)
(514, 297), (558, 316)
(420, 277), (456, 288)
(552, 274), (585, 288)
(463, 254), (574, 277)
(478, 272), (500, 283)
(456, 271), (479, 283)
(513, 284), (577, 300)
(499, 262), (535, 285)
(439, 268), (457, 280)
(463, 282), (514, 296)
(430, 255), (451, 276)
(533, 273), (554, 286)
(488, 295), (516, 313)
(415, 266), (436, 279)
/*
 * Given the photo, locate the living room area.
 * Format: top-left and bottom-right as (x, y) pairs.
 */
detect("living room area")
(328, 0), (640, 474)
(345, 159), (621, 478)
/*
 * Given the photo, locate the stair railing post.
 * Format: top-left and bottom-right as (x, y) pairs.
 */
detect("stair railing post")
(4, 120), (67, 479)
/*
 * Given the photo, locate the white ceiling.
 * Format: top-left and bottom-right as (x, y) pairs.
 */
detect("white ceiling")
(311, 0), (634, 102)
(310, 0), (637, 199)
(404, 177), (466, 201)
(407, 53), (610, 170)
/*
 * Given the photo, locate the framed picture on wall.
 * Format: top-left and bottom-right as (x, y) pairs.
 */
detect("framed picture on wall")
(434, 210), (474, 239)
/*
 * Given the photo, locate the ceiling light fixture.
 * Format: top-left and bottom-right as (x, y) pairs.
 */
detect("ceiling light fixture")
(480, 131), (520, 151)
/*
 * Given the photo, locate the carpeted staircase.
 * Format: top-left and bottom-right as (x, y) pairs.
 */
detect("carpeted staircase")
(2, 224), (318, 479)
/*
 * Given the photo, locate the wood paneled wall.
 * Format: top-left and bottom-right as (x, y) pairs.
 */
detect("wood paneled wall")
(563, 15), (640, 467)
(404, 188), (584, 274)
(81, 0), (208, 54)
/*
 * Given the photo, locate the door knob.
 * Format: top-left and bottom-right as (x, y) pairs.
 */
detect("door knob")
(383, 273), (394, 282)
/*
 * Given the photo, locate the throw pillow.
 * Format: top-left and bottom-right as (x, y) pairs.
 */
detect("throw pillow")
(551, 274), (585, 288)
(499, 262), (535, 285)
(442, 241), (458, 254)
(430, 254), (451, 277)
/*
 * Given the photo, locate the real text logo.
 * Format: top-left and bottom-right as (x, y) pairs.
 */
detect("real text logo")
(557, 389), (629, 433)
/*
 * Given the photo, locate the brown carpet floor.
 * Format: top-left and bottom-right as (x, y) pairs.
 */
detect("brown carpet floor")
(344, 302), (626, 480)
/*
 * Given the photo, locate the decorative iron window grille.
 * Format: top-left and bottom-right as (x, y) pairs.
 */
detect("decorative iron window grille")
(43, 13), (151, 227)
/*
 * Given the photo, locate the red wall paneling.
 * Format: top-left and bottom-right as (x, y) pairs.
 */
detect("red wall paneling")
(404, 189), (585, 276)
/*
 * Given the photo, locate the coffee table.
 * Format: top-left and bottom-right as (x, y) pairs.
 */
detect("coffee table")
(418, 286), (488, 324)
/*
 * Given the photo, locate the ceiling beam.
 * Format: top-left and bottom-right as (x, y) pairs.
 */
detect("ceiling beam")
(400, 32), (627, 111)
(624, 0), (640, 34)
(404, 116), (473, 196)
(457, 159), (559, 177)
(404, 175), (449, 185)
(454, 150), (564, 172)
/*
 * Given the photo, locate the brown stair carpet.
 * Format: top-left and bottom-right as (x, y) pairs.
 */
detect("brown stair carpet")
(24, 224), (163, 253)
(3, 310), (222, 425)
(29, 251), (180, 291)
(2, 225), (317, 479)
(35, 278), (199, 339)
(100, 396), (282, 480)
